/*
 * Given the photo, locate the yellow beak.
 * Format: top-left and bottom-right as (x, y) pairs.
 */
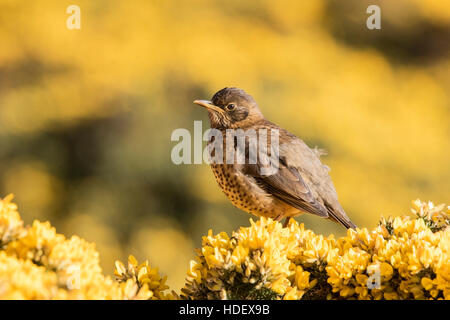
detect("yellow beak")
(193, 100), (224, 113)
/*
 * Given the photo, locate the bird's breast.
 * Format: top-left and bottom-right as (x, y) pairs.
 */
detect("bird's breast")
(209, 163), (296, 219)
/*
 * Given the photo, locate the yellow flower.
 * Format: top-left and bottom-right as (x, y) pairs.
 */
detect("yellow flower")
(114, 255), (171, 300)
(294, 266), (310, 290)
(0, 196), (172, 300)
(283, 287), (303, 300)
(1, 195), (449, 300)
(421, 277), (434, 291)
(380, 262), (394, 279)
(356, 273), (368, 286)
(0, 194), (25, 246)
(340, 286), (355, 298)
(384, 291), (399, 300)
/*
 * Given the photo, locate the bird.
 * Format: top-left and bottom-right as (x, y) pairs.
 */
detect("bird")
(193, 87), (357, 229)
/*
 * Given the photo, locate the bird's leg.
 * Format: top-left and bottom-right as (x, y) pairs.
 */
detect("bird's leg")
(274, 214), (283, 221)
(274, 214), (290, 228)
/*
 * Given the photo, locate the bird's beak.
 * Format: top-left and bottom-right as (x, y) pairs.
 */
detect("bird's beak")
(193, 100), (224, 113)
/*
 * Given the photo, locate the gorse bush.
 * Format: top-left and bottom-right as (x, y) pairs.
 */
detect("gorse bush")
(0, 195), (449, 299)
(181, 199), (450, 300)
(0, 194), (171, 299)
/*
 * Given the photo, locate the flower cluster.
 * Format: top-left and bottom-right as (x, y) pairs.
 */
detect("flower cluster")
(0, 194), (25, 247)
(114, 255), (173, 300)
(0, 195), (171, 299)
(181, 200), (450, 300)
(1, 193), (449, 300)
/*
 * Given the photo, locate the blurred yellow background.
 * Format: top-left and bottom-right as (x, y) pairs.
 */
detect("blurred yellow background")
(0, 0), (448, 291)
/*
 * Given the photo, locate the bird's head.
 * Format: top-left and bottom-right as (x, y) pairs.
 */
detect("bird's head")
(194, 87), (264, 129)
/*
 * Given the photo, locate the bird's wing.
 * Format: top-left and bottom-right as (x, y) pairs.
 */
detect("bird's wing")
(247, 159), (329, 218)
(275, 136), (356, 229)
(324, 202), (357, 229)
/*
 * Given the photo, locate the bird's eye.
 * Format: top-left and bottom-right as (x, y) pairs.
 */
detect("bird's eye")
(226, 104), (236, 111)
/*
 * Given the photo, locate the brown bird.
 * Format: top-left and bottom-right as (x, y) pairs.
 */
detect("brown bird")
(194, 87), (356, 229)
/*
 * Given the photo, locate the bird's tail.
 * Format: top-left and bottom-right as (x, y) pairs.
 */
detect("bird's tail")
(325, 203), (357, 229)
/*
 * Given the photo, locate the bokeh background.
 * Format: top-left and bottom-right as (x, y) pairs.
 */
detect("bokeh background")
(0, 0), (448, 291)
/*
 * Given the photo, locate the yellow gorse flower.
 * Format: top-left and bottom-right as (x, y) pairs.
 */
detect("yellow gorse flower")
(114, 255), (173, 300)
(0, 194), (25, 247)
(0, 194), (449, 300)
(181, 199), (450, 300)
(0, 195), (172, 300)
